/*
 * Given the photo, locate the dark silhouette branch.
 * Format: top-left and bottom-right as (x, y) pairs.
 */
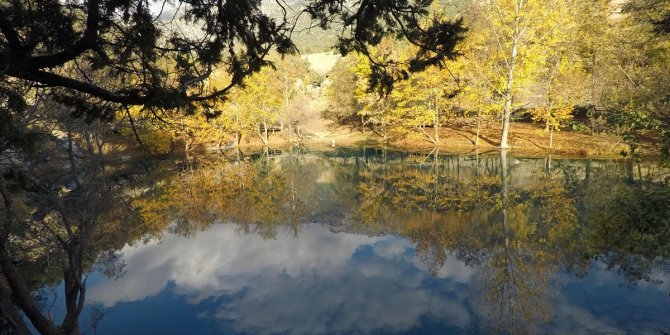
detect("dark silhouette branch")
(0, 8), (24, 51)
(26, 0), (101, 70)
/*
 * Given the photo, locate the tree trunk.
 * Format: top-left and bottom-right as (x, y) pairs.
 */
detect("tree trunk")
(475, 149), (480, 178)
(475, 107), (482, 147)
(434, 116), (440, 146)
(83, 127), (94, 159)
(0, 278), (33, 335)
(93, 121), (104, 172)
(61, 264), (84, 335)
(419, 126), (437, 145)
(499, 148), (510, 261)
(256, 123), (269, 146)
(0, 177), (12, 228)
(500, 0), (524, 149)
(434, 94), (440, 146)
(65, 130), (81, 189)
(0, 245), (62, 335)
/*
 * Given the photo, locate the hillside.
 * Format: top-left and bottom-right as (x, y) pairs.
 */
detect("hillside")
(261, 0), (469, 53)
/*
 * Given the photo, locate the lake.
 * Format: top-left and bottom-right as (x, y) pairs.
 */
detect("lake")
(38, 148), (670, 335)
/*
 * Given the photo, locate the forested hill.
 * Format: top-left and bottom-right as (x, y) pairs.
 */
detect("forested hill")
(261, 0), (469, 53)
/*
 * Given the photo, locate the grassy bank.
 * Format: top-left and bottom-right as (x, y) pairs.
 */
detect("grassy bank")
(232, 120), (657, 160)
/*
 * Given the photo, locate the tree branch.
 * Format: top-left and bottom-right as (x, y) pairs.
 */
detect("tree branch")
(0, 8), (24, 51)
(0, 246), (62, 335)
(6, 67), (148, 105)
(26, 0), (101, 69)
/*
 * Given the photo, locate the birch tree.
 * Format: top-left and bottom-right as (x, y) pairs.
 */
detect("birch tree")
(477, 0), (554, 148)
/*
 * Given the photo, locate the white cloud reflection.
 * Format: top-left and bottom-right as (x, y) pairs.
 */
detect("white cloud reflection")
(86, 223), (670, 335)
(88, 223), (476, 334)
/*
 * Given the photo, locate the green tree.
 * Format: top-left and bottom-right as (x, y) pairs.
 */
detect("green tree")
(324, 55), (363, 125)
(600, 0), (670, 155)
(352, 50), (403, 142)
(529, 1), (588, 149)
(472, 0), (578, 148)
(391, 65), (456, 145)
(233, 68), (283, 146)
(455, 15), (504, 147)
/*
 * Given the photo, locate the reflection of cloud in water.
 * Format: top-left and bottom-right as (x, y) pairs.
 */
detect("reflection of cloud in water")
(87, 223), (670, 335)
(533, 300), (669, 335)
(89, 224), (475, 334)
(546, 303), (624, 335)
(541, 267), (670, 335)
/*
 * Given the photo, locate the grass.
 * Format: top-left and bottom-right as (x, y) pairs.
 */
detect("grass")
(290, 119), (655, 159)
(391, 121), (639, 158)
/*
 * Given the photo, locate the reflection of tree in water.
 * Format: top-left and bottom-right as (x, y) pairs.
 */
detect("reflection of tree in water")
(1, 154), (162, 334)
(2, 148), (327, 334)
(576, 162), (670, 285)
(474, 151), (580, 334)
(352, 150), (586, 334)
(3, 146), (669, 334)
(128, 150), (670, 334)
(135, 153), (316, 239)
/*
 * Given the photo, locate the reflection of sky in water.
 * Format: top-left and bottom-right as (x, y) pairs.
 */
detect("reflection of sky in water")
(48, 223), (670, 335)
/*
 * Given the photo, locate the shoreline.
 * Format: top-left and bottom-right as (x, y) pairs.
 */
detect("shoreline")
(102, 121), (661, 162)
(214, 122), (657, 160)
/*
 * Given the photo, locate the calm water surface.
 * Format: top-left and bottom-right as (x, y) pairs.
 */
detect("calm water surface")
(42, 148), (670, 335)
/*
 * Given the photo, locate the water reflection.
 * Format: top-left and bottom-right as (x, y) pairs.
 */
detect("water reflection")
(40, 149), (670, 335)
(88, 224), (475, 335)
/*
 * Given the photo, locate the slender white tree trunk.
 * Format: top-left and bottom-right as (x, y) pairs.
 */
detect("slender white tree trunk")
(476, 107), (482, 146)
(500, 0), (524, 149)
(434, 93), (440, 146)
